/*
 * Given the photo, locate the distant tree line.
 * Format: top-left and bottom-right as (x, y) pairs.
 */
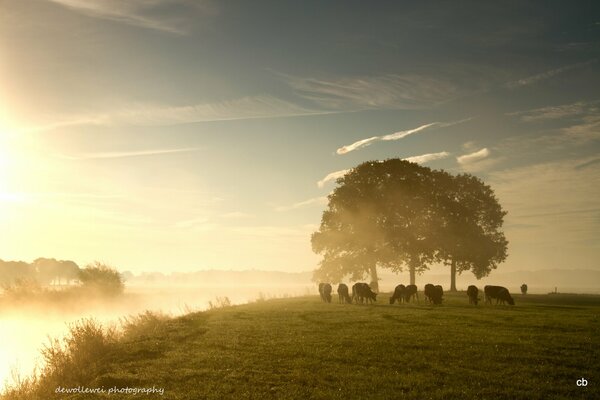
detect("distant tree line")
(0, 258), (124, 296)
(0, 257), (80, 286)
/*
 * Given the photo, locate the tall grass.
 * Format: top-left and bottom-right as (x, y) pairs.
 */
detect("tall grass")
(1, 312), (169, 400)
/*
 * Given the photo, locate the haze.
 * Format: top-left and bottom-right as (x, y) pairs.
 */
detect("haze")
(0, 1), (598, 273)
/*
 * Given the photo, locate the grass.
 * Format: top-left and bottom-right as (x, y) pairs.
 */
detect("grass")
(2, 292), (599, 399)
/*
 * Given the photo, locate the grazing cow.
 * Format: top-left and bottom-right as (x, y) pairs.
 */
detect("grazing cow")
(484, 285), (515, 305)
(403, 284), (419, 303)
(467, 285), (479, 305)
(389, 284), (405, 304)
(424, 284), (435, 304)
(520, 284), (528, 295)
(337, 283), (352, 304)
(352, 282), (377, 304)
(431, 285), (444, 305)
(318, 283), (332, 303)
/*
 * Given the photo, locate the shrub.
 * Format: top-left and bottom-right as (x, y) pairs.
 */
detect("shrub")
(2, 318), (117, 400)
(78, 262), (124, 296)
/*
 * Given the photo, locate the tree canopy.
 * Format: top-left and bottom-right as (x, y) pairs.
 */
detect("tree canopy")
(311, 159), (508, 290)
(78, 261), (124, 296)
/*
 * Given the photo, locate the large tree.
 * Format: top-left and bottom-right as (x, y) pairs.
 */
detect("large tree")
(312, 159), (508, 290)
(433, 172), (508, 291)
(312, 160), (440, 289)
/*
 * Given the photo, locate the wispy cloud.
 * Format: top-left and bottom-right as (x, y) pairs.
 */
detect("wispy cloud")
(24, 95), (331, 132)
(46, 0), (215, 35)
(275, 196), (328, 212)
(220, 211), (254, 219)
(507, 101), (598, 122)
(456, 148), (490, 164)
(283, 73), (460, 111)
(489, 159), (600, 255)
(507, 59), (597, 88)
(380, 122), (439, 142)
(59, 147), (200, 160)
(317, 169), (350, 188)
(336, 118), (470, 155)
(404, 151), (450, 164)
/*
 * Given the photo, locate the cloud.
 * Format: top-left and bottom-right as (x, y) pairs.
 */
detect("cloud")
(24, 95), (330, 132)
(574, 158), (600, 170)
(336, 137), (380, 155)
(336, 118), (470, 155)
(46, 0), (215, 35)
(506, 59), (597, 88)
(275, 196), (328, 212)
(488, 159), (600, 255)
(403, 151), (450, 164)
(220, 211), (254, 219)
(456, 148), (490, 164)
(507, 101), (598, 122)
(317, 169), (350, 188)
(283, 73), (460, 111)
(59, 147), (200, 160)
(380, 122), (440, 141)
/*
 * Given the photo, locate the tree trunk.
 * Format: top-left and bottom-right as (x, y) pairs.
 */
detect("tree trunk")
(369, 264), (379, 293)
(409, 264), (416, 286)
(450, 260), (457, 292)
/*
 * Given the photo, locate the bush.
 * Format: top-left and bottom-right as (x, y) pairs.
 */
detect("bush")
(78, 262), (124, 296)
(2, 318), (118, 400)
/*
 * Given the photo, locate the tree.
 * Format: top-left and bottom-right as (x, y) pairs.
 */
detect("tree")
(434, 172), (508, 291)
(78, 262), (124, 296)
(32, 258), (81, 285)
(311, 159), (508, 289)
(312, 160), (440, 289)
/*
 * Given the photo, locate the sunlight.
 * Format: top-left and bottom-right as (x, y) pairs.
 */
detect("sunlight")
(0, 118), (17, 201)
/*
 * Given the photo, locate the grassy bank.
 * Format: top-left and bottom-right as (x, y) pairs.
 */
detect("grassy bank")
(3, 292), (599, 399)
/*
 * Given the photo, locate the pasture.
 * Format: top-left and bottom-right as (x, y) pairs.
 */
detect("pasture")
(3, 291), (599, 399)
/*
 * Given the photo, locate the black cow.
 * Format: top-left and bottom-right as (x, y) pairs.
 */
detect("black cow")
(432, 285), (444, 305)
(520, 284), (528, 295)
(352, 282), (377, 304)
(337, 283), (352, 304)
(403, 284), (419, 303)
(467, 285), (479, 305)
(318, 283), (332, 303)
(389, 284), (405, 304)
(484, 285), (515, 305)
(424, 283), (435, 304)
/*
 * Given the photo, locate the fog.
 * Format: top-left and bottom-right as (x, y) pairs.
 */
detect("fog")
(2, 267), (599, 392)
(0, 281), (312, 392)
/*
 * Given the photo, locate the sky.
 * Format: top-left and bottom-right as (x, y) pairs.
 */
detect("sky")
(0, 0), (599, 274)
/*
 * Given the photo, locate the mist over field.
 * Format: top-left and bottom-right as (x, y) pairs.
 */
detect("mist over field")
(0, 273), (312, 391)
(2, 266), (598, 392)
(1, 0), (599, 398)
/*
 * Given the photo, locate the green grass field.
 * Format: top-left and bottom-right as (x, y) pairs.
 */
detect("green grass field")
(4, 292), (600, 399)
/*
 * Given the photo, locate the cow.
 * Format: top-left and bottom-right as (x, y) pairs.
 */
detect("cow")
(484, 285), (515, 305)
(337, 283), (352, 304)
(424, 283), (435, 304)
(432, 285), (444, 305)
(352, 282), (377, 304)
(520, 284), (528, 295)
(389, 284), (405, 304)
(318, 283), (332, 303)
(467, 285), (479, 305)
(403, 284), (419, 303)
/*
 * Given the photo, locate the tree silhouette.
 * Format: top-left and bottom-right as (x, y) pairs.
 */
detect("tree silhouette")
(434, 173), (508, 291)
(78, 262), (124, 296)
(312, 159), (508, 289)
(312, 160), (440, 288)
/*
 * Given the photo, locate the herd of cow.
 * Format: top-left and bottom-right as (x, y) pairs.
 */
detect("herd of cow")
(318, 282), (515, 306)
